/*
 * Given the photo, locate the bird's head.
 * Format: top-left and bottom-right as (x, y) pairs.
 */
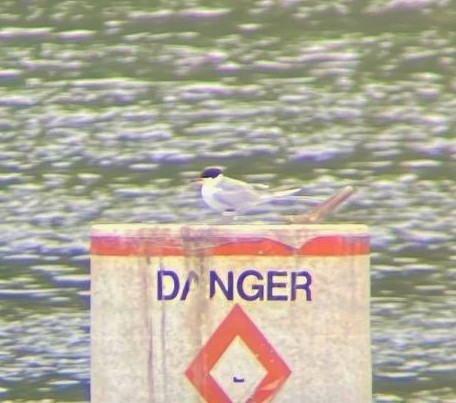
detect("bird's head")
(195, 167), (224, 185)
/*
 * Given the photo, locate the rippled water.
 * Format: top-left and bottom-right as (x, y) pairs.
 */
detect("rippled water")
(1, 0), (455, 401)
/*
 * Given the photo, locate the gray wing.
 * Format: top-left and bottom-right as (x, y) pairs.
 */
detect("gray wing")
(217, 176), (255, 190)
(212, 186), (262, 211)
(219, 176), (272, 192)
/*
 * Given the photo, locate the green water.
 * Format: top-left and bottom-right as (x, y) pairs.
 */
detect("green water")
(0, 0), (455, 401)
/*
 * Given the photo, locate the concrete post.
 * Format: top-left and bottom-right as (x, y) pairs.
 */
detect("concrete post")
(91, 224), (370, 402)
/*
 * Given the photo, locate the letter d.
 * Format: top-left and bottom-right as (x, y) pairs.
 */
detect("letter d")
(157, 270), (180, 300)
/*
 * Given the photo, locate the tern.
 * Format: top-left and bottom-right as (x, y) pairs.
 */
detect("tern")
(195, 167), (318, 216)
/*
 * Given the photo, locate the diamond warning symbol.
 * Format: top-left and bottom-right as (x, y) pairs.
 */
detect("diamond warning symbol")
(185, 304), (291, 402)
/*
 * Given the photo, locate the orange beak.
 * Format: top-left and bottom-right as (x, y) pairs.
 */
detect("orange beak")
(191, 177), (203, 185)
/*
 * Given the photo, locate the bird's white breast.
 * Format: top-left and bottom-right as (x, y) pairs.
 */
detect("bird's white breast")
(201, 178), (227, 211)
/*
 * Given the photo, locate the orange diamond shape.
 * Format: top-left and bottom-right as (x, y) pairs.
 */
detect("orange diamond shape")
(185, 304), (291, 402)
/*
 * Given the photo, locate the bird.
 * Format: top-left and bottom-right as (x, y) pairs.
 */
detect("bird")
(195, 167), (317, 216)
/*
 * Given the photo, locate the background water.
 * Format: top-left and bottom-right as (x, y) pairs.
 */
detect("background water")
(0, 0), (455, 401)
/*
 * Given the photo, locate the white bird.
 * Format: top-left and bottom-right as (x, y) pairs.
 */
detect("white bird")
(195, 167), (317, 216)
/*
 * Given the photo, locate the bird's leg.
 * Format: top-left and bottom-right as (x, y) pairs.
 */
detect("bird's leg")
(219, 210), (237, 224)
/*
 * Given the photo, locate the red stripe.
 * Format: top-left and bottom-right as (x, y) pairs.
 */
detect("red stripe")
(91, 236), (185, 256)
(91, 235), (369, 256)
(300, 235), (370, 256)
(211, 239), (293, 256)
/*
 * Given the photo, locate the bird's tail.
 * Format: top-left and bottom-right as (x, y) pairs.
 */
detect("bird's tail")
(266, 188), (323, 203)
(271, 187), (302, 198)
(235, 187), (322, 214)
